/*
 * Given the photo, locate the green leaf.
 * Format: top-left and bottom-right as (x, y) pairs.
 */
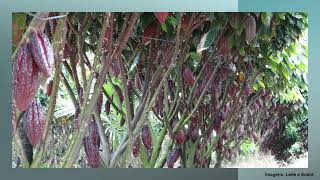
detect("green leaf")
(161, 23), (168, 32)
(261, 13), (272, 28)
(13, 13), (26, 29)
(196, 26), (219, 54)
(258, 80), (265, 89)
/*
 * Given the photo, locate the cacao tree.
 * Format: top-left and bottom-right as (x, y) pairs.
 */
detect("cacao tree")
(12, 12), (308, 168)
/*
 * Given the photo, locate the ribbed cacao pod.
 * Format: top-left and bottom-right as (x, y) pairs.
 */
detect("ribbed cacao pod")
(132, 137), (140, 157)
(176, 130), (186, 145)
(245, 15), (256, 43)
(83, 119), (100, 168)
(143, 23), (156, 44)
(23, 100), (46, 146)
(182, 65), (195, 86)
(167, 149), (180, 168)
(29, 31), (54, 77)
(181, 14), (190, 30)
(154, 12), (169, 24)
(13, 43), (41, 111)
(135, 73), (142, 91)
(141, 124), (152, 150)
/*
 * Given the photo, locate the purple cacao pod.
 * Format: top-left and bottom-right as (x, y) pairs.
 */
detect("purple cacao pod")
(132, 137), (141, 157)
(143, 23), (156, 44)
(141, 124), (152, 150)
(176, 130), (186, 145)
(13, 43), (41, 111)
(182, 65), (195, 86)
(23, 100), (46, 146)
(83, 119), (100, 168)
(29, 31), (54, 77)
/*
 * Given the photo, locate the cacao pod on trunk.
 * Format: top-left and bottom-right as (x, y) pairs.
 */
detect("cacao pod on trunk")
(29, 31), (54, 77)
(23, 100), (46, 146)
(13, 43), (41, 111)
(143, 23), (156, 44)
(182, 65), (195, 86)
(132, 137), (141, 157)
(245, 15), (256, 43)
(176, 130), (186, 145)
(83, 118), (100, 168)
(141, 124), (152, 150)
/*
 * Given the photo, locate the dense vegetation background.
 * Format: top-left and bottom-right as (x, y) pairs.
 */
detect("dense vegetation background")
(12, 12), (308, 168)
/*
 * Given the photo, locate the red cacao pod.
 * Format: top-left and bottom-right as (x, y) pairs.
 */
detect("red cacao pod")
(29, 31), (54, 77)
(13, 43), (41, 111)
(154, 12), (169, 24)
(141, 124), (152, 150)
(23, 100), (46, 146)
(143, 23), (156, 44)
(182, 65), (195, 86)
(132, 137), (141, 157)
(83, 119), (100, 168)
(176, 130), (186, 145)
(181, 14), (190, 30)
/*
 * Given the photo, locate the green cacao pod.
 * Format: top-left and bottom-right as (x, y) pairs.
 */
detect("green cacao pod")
(13, 43), (41, 111)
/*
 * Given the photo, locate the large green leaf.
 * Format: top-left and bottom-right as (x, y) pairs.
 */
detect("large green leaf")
(196, 26), (220, 54)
